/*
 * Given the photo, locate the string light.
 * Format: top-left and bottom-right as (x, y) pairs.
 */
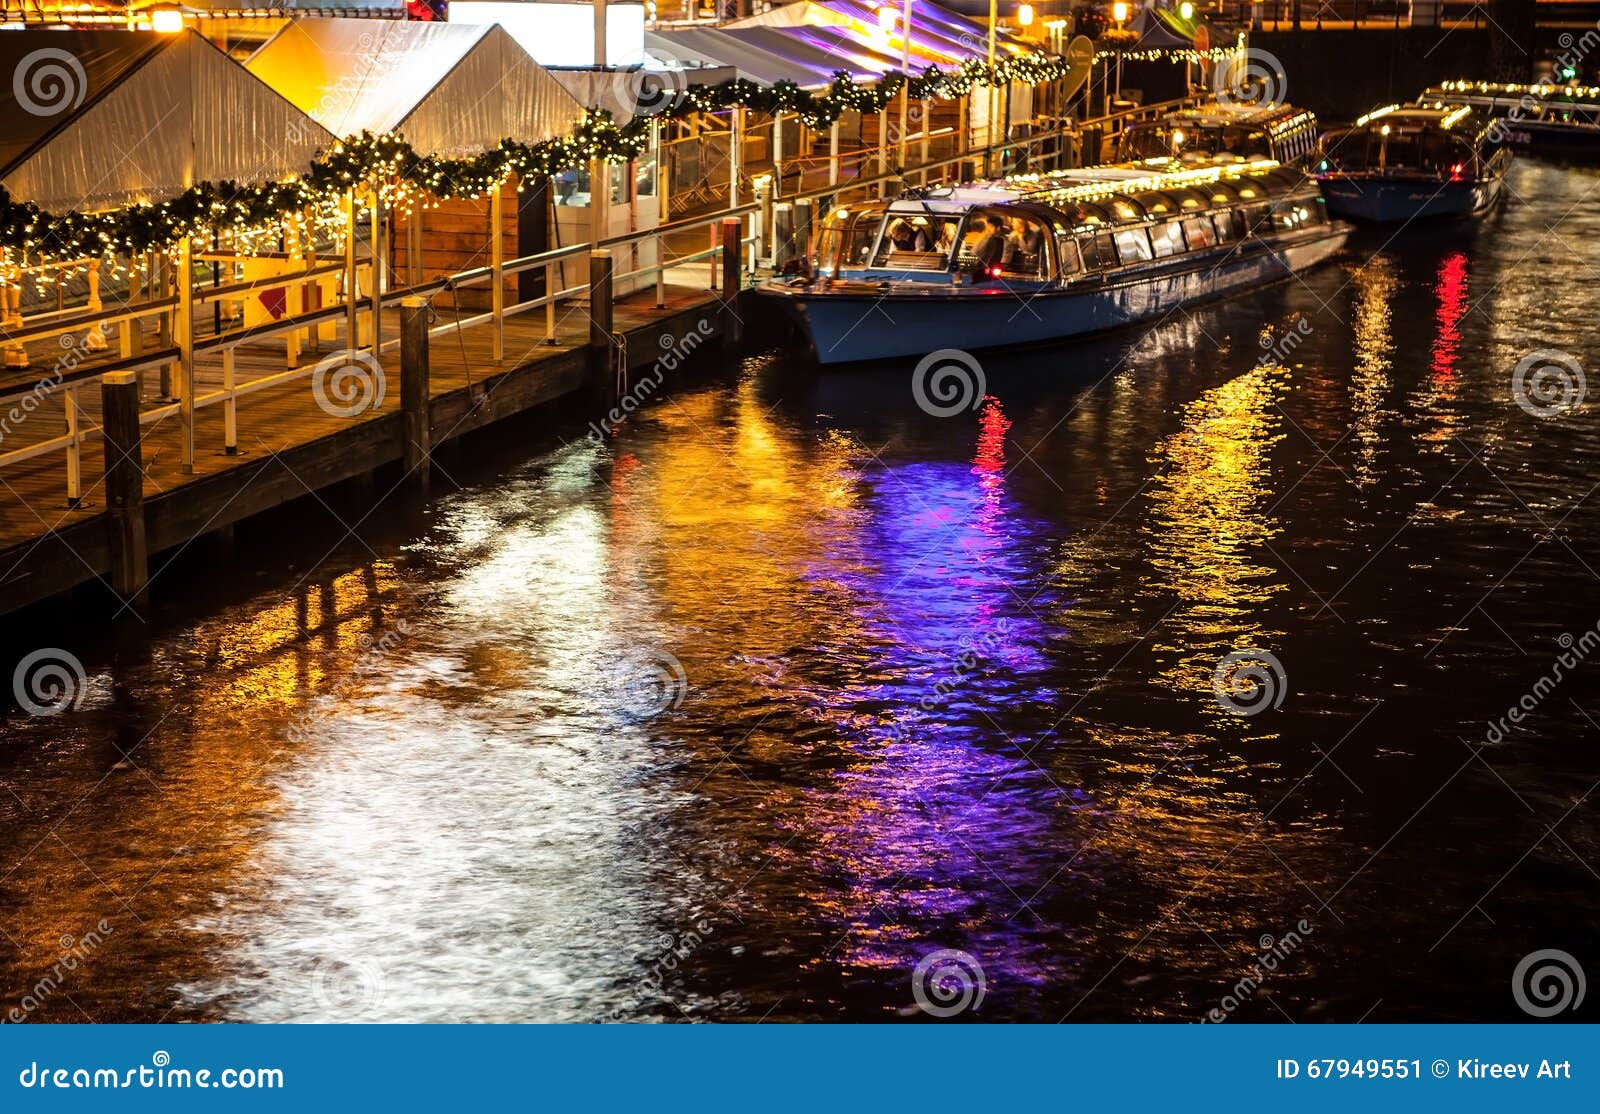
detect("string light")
(0, 42), (1248, 284)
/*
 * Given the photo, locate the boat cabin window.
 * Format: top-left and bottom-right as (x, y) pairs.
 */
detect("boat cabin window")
(1150, 220), (1187, 259)
(1077, 230), (1118, 270)
(959, 210), (1052, 280)
(1056, 236), (1082, 276)
(870, 213), (962, 272)
(1241, 202), (1273, 233)
(1182, 216), (1217, 251)
(1113, 227), (1154, 264)
(815, 206), (884, 275)
(1211, 209), (1244, 242)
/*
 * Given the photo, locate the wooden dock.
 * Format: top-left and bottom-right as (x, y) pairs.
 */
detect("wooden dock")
(0, 269), (737, 619)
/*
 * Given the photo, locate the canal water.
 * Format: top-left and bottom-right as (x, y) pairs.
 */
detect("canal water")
(2, 160), (1597, 1024)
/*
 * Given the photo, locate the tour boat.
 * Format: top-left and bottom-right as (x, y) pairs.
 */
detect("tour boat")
(1115, 103), (1322, 167)
(758, 159), (1351, 365)
(1314, 104), (1511, 223)
(1419, 81), (1600, 161)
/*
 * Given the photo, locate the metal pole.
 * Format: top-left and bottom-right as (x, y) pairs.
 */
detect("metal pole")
(176, 235), (194, 474)
(987, 0), (997, 175)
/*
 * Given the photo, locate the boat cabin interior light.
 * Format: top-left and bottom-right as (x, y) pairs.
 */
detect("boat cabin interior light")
(811, 161), (1329, 286)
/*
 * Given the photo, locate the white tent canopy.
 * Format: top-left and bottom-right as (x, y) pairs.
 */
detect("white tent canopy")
(246, 19), (585, 157)
(0, 28), (337, 213)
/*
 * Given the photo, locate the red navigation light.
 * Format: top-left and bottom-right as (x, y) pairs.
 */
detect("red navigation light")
(1450, 162), (1465, 179)
(988, 266), (1002, 277)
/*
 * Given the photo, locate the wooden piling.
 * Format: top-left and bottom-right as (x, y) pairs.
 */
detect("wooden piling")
(589, 249), (616, 405)
(100, 370), (147, 603)
(720, 218), (742, 350)
(400, 296), (431, 489)
(794, 199), (814, 275)
(773, 203), (796, 271)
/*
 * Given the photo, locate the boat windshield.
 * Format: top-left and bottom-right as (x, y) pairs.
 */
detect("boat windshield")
(869, 212), (964, 271)
(1324, 127), (1479, 174)
(1123, 122), (1272, 161)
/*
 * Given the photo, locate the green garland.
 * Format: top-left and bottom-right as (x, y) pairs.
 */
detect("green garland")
(0, 47), (1229, 268)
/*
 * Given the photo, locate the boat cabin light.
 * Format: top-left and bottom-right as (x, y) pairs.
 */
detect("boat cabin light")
(1356, 104), (1401, 127)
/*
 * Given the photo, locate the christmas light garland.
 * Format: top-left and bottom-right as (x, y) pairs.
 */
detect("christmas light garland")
(0, 41), (1244, 279)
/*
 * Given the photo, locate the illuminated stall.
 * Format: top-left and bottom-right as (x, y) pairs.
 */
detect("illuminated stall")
(0, 27), (337, 370)
(246, 17), (589, 306)
(440, 4), (669, 294)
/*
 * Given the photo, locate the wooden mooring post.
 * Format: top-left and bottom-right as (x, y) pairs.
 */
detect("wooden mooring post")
(589, 249), (617, 406)
(100, 370), (147, 604)
(400, 296), (431, 489)
(720, 217), (742, 350)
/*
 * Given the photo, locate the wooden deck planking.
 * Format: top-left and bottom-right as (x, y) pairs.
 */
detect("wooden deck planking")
(0, 278), (726, 602)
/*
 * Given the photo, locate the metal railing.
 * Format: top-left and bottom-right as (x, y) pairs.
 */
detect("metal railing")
(0, 202), (761, 512)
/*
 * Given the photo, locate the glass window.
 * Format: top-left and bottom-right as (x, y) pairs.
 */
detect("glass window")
(636, 152), (658, 198)
(840, 212), (882, 270)
(610, 161), (629, 206)
(996, 215), (1051, 280)
(1211, 209), (1243, 242)
(1150, 221), (1187, 259)
(1182, 216), (1216, 251)
(1113, 227), (1153, 263)
(870, 214), (962, 272)
(1078, 231), (1117, 270)
(1056, 236), (1082, 276)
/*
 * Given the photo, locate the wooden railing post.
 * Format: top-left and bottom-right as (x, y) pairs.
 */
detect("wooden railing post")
(101, 370), (147, 603)
(720, 217), (742, 350)
(400, 296), (431, 489)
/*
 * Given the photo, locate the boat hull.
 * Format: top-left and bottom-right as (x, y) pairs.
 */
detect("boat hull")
(762, 228), (1350, 365)
(1318, 175), (1503, 222)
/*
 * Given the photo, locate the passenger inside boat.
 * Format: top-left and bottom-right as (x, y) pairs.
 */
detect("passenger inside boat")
(870, 214), (962, 271)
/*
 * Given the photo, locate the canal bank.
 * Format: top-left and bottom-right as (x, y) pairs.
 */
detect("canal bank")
(0, 258), (749, 624)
